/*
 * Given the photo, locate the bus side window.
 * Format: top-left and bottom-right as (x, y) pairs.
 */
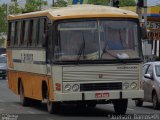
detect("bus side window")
(32, 19), (39, 47)
(23, 21), (30, 47)
(14, 21), (21, 47)
(10, 22), (16, 47)
(7, 22), (12, 47)
(38, 18), (47, 47)
(28, 20), (33, 47)
(20, 20), (25, 46)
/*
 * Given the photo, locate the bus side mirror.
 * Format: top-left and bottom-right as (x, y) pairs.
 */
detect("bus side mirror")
(140, 26), (147, 39)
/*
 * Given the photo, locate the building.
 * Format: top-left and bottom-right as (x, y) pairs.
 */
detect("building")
(122, 6), (160, 61)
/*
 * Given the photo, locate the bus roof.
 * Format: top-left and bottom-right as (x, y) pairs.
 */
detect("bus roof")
(7, 5), (138, 21)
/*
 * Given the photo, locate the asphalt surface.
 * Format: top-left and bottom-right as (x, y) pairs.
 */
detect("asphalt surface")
(0, 79), (160, 120)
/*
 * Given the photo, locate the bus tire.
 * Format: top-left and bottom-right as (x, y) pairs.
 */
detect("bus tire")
(135, 99), (143, 107)
(47, 101), (60, 114)
(31, 99), (42, 106)
(113, 99), (128, 115)
(20, 82), (31, 106)
(87, 103), (96, 108)
(46, 89), (60, 114)
(152, 93), (160, 109)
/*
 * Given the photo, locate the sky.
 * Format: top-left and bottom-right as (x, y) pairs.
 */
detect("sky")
(0, 0), (160, 6)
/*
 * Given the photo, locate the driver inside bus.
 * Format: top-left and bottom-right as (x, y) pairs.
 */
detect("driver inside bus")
(106, 28), (125, 50)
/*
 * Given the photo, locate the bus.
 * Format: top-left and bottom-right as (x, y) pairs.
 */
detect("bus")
(7, 5), (144, 114)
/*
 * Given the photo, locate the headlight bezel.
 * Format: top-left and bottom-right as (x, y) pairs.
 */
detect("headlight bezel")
(64, 84), (71, 92)
(130, 82), (137, 89)
(72, 84), (79, 92)
(123, 82), (129, 89)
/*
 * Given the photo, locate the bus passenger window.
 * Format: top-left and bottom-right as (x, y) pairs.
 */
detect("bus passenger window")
(14, 21), (21, 46)
(23, 21), (30, 47)
(28, 20), (33, 47)
(38, 18), (47, 47)
(32, 19), (39, 47)
(10, 22), (16, 47)
(20, 21), (25, 46)
(7, 22), (12, 47)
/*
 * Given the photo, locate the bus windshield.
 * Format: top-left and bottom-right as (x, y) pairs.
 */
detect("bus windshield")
(54, 19), (140, 61)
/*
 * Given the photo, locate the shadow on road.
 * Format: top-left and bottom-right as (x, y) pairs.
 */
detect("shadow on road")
(15, 102), (116, 116)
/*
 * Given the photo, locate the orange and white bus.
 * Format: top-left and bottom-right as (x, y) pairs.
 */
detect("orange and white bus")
(7, 5), (144, 114)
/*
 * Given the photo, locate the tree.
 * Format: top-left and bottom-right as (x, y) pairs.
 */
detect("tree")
(23, 0), (47, 12)
(88, 0), (110, 5)
(87, 0), (136, 6)
(0, 5), (7, 47)
(8, 1), (22, 14)
(120, 0), (136, 7)
(0, 5), (7, 33)
(54, 0), (67, 7)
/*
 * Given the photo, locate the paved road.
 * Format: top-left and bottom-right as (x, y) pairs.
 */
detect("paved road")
(0, 80), (160, 120)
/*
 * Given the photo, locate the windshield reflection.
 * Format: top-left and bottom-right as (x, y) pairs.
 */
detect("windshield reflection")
(54, 19), (140, 61)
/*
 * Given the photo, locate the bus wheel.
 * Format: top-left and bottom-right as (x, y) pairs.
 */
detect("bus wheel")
(87, 103), (96, 108)
(31, 99), (42, 106)
(113, 99), (128, 115)
(135, 99), (143, 107)
(20, 82), (30, 106)
(77, 103), (86, 110)
(46, 90), (60, 114)
(152, 93), (160, 109)
(47, 101), (60, 114)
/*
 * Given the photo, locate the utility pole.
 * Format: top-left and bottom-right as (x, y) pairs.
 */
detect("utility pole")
(144, 0), (148, 27)
(136, 0), (148, 27)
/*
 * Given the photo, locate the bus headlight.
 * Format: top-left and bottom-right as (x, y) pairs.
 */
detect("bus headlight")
(72, 84), (79, 92)
(123, 82), (129, 89)
(64, 84), (71, 92)
(130, 82), (137, 89)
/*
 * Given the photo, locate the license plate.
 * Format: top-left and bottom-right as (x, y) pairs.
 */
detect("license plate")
(95, 92), (109, 98)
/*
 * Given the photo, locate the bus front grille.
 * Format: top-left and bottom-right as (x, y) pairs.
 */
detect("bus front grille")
(80, 82), (122, 91)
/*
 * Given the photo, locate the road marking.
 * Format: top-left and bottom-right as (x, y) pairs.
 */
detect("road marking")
(27, 111), (36, 114)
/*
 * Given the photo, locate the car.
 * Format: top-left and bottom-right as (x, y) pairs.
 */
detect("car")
(0, 55), (7, 79)
(135, 61), (160, 109)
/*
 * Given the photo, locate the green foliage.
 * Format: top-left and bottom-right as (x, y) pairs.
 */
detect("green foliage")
(86, 0), (136, 6)
(0, 5), (7, 46)
(88, 0), (110, 5)
(23, 0), (47, 12)
(54, 0), (67, 7)
(8, 2), (22, 14)
(119, 0), (136, 7)
(0, 5), (7, 33)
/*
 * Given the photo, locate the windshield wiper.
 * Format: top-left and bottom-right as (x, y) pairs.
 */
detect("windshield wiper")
(100, 41), (118, 59)
(77, 32), (85, 63)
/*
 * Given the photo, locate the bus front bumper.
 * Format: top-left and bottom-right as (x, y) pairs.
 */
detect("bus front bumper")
(54, 90), (144, 101)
